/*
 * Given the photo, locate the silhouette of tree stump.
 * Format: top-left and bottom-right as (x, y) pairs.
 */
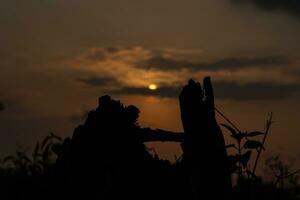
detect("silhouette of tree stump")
(55, 96), (183, 200)
(179, 77), (232, 199)
(54, 77), (232, 200)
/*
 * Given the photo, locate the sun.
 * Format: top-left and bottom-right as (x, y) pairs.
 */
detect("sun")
(148, 84), (158, 90)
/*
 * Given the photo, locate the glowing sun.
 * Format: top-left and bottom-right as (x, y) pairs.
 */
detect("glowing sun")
(148, 84), (158, 90)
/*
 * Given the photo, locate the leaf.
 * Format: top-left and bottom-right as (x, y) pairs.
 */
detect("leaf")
(29, 164), (42, 175)
(41, 136), (51, 150)
(246, 170), (257, 179)
(226, 144), (237, 149)
(50, 132), (62, 141)
(37, 160), (44, 166)
(19, 153), (32, 164)
(44, 142), (53, 153)
(33, 142), (40, 158)
(228, 155), (238, 164)
(247, 131), (265, 137)
(14, 160), (23, 167)
(228, 155), (239, 173)
(3, 155), (15, 164)
(43, 142), (53, 162)
(51, 143), (62, 155)
(34, 153), (43, 158)
(221, 124), (237, 136)
(230, 133), (245, 142)
(16, 151), (25, 157)
(43, 151), (51, 163)
(244, 140), (262, 149)
(240, 151), (252, 168)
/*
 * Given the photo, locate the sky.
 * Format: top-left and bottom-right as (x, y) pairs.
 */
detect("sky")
(0, 0), (300, 167)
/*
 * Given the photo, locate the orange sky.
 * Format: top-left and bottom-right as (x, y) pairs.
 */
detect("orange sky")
(0, 0), (300, 172)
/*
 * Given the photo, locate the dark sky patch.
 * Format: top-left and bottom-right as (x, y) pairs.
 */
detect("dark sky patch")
(69, 110), (90, 124)
(213, 81), (300, 100)
(105, 46), (120, 54)
(84, 49), (107, 61)
(0, 99), (30, 115)
(109, 81), (300, 101)
(138, 55), (288, 71)
(76, 77), (119, 87)
(231, 0), (300, 19)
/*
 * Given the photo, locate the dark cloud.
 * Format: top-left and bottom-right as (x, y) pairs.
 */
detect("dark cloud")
(105, 46), (120, 54)
(109, 81), (300, 100)
(213, 81), (300, 100)
(84, 47), (122, 61)
(84, 49), (107, 61)
(231, 0), (300, 19)
(0, 99), (29, 114)
(76, 77), (120, 87)
(138, 55), (288, 71)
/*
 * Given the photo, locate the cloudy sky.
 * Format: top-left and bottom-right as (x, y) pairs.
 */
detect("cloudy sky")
(0, 0), (300, 163)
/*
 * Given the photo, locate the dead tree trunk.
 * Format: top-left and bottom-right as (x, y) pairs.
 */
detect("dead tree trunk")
(179, 77), (232, 199)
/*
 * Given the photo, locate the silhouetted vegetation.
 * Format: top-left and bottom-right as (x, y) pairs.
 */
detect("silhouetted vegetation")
(0, 78), (299, 200)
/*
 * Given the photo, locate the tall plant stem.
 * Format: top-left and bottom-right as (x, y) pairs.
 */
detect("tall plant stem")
(252, 112), (273, 175)
(215, 107), (241, 133)
(238, 140), (242, 180)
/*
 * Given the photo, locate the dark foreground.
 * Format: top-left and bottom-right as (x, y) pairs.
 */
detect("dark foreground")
(0, 78), (299, 200)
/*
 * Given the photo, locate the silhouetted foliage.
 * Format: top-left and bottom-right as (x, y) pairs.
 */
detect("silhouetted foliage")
(0, 77), (299, 200)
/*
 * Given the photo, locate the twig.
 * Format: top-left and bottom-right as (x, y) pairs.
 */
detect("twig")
(252, 112), (273, 175)
(277, 169), (300, 180)
(215, 107), (241, 133)
(138, 128), (184, 142)
(274, 169), (300, 186)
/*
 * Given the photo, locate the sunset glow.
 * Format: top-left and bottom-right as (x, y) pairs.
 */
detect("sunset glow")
(0, 0), (300, 166)
(148, 84), (158, 90)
